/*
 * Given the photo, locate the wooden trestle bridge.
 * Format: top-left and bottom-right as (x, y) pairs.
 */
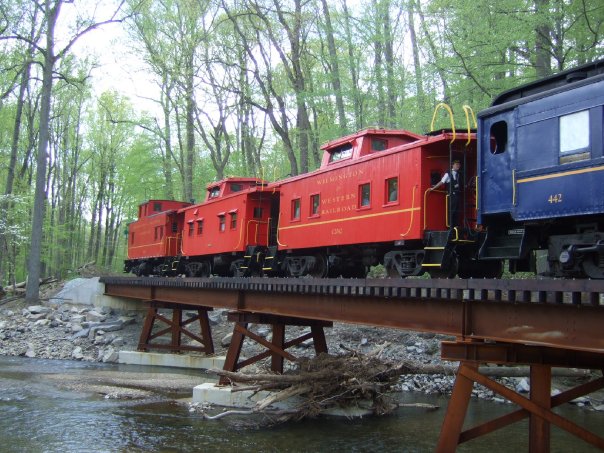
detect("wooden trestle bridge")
(100, 276), (604, 452)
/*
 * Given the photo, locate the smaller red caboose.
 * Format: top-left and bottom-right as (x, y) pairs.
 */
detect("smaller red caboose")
(179, 177), (277, 277)
(125, 199), (192, 276)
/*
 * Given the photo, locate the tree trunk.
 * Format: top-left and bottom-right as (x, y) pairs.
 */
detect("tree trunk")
(382, 1), (397, 128)
(320, 0), (347, 134)
(184, 54), (195, 202)
(372, 0), (385, 127)
(342, 0), (362, 130)
(416, 1), (450, 104)
(26, 0), (61, 303)
(534, 0), (552, 78)
(408, 1), (427, 131)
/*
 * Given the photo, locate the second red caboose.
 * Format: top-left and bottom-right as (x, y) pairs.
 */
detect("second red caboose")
(179, 177), (276, 277)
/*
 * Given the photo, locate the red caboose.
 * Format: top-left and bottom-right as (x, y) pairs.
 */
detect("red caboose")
(179, 177), (277, 277)
(125, 200), (192, 276)
(265, 128), (478, 278)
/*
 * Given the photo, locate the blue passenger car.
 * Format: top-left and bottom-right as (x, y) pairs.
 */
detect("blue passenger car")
(477, 60), (604, 278)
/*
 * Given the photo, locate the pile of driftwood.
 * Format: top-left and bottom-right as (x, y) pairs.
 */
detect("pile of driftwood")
(209, 345), (440, 423)
(0, 277), (58, 302)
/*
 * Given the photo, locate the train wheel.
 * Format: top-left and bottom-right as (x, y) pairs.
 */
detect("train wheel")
(186, 261), (211, 277)
(387, 264), (401, 278)
(309, 253), (328, 278)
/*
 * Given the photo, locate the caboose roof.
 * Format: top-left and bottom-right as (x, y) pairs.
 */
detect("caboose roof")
(320, 128), (423, 150)
(206, 177), (266, 189)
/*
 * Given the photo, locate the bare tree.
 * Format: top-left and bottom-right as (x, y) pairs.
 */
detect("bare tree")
(1, 0), (128, 302)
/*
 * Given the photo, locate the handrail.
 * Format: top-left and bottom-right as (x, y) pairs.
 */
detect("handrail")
(430, 103), (456, 144)
(462, 105), (477, 146)
(400, 185), (418, 237)
(276, 212), (287, 247)
(475, 176), (480, 212)
(512, 169), (517, 206)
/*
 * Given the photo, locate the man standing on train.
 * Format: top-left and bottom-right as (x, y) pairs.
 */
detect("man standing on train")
(430, 159), (462, 229)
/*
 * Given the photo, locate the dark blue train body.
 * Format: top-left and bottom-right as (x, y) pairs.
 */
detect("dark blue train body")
(477, 59), (604, 278)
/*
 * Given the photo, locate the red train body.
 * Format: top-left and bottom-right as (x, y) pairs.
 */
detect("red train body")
(178, 177), (274, 277)
(125, 129), (498, 278)
(268, 129), (480, 277)
(125, 200), (192, 275)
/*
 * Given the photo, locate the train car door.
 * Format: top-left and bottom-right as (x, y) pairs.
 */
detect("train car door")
(478, 110), (516, 219)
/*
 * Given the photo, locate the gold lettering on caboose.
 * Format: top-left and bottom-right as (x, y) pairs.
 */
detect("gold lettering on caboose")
(322, 193), (356, 206)
(321, 204), (356, 215)
(316, 169), (364, 185)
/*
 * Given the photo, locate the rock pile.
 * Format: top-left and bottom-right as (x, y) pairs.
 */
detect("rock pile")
(0, 303), (139, 363)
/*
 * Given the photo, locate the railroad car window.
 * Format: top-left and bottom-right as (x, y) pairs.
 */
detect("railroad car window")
(230, 212), (238, 229)
(292, 198), (301, 220)
(253, 207), (263, 219)
(154, 202), (162, 212)
(372, 138), (388, 152)
(310, 194), (320, 216)
(359, 183), (371, 207)
(188, 222), (195, 236)
(559, 110), (590, 161)
(386, 178), (398, 203)
(230, 183), (243, 192)
(490, 121), (508, 154)
(172, 222), (178, 233)
(218, 215), (226, 232)
(209, 187), (220, 198)
(329, 143), (353, 163)
(197, 220), (204, 235)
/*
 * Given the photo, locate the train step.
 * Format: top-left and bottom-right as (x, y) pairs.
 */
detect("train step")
(479, 229), (524, 260)
(422, 230), (453, 268)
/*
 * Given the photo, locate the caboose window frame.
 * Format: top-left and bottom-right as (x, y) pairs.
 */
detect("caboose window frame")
(358, 182), (371, 209)
(310, 193), (320, 217)
(328, 143), (353, 163)
(196, 219), (204, 235)
(385, 177), (399, 205)
(218, 214), (226, 232)
(371, 138), (388, 152)
(230, 212), (238, 229)
(188, 221), (195, 237)
(291, 198), (301, 221)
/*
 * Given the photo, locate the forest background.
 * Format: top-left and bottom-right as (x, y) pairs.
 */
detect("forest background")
(0, 0), (602, 300)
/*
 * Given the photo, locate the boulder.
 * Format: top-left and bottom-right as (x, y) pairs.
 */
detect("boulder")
(72, 346), (84, 360)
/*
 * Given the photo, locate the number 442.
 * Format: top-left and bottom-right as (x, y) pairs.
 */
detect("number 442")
(548, 193), (563, 203)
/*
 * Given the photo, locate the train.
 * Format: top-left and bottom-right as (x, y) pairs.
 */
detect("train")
(125, 59), (604, 279)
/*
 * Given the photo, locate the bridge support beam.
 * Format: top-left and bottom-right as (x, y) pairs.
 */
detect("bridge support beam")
(436, 341), (604, 452)
(137, 301), (214, 354)
(219, 312), (332, 386)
